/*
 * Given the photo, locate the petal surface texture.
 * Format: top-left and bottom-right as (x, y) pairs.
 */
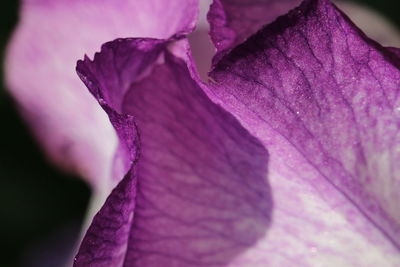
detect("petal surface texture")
(208, 0), (301, 61)
(207, 0), (400, 265)
(74, 38), (272, 266)
(5, 0), (198, 189)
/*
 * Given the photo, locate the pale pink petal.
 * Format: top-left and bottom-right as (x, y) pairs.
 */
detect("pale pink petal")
(5, 0), (198, 191)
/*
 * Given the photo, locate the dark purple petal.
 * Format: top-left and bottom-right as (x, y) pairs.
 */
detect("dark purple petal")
(5, 0), (198, 189)
(388, 47), (400, 57)
(191, 0), (400, 81)
(208, 0), (400, 262)
(74, 38), (272, 266)
(208, 0), (301, 61)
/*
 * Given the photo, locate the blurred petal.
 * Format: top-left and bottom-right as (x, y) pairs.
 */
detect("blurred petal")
(335, 1), (400, 47)
(188, 0), (215, 80)
(208, 0), (400, 264)
(74, 38), (272, 266)
(5, 0), (198, 190)
(207, 0), (301, 61)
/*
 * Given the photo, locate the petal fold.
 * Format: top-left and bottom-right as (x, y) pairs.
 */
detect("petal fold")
(207, 0), (301, 61)
(74, 38), (272, 266)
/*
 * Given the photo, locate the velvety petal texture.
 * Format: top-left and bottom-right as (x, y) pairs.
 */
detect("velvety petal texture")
(74, 38), (272, 266)
(208, 0), (301, 61)
(207, 0), (400, 264)
(5, 0), (198, 189)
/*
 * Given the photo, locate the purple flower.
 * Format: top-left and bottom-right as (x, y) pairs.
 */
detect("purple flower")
(6, 0), (400, 266)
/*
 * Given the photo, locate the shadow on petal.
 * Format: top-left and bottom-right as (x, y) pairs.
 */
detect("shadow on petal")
(75, 38), (273, 266)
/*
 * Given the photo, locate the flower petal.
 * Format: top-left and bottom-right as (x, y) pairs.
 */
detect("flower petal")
(207, 0), (400, 264)
(74, 38), (272, 266)
(193, 0), (400, 81)
(73, 107), (139, 266)
(5, 0), (198, 189)
(207, 0), (301, 61)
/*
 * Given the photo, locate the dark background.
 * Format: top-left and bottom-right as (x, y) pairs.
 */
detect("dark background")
(0, 0), (399, 266)
(0, 2), (90, 267)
